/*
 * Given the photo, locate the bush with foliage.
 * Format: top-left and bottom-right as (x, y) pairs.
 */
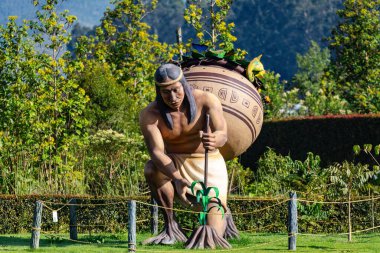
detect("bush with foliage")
(77, 61), (132, 132)
(83, 129), (148, 196)
(226, 158), (253, 196)
(250, 149), (327, 196)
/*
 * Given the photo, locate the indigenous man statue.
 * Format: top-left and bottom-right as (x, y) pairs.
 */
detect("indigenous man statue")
(139, 63), (232, 245)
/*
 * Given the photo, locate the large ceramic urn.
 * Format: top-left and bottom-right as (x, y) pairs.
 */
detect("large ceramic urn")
(183, 63), (264, 161)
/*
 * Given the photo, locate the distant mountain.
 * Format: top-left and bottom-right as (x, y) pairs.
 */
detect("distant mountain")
(142, 0), (343, 81)
(231, 0), (342, 80)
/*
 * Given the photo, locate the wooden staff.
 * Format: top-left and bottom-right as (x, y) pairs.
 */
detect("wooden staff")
(204, 114), (210, 188)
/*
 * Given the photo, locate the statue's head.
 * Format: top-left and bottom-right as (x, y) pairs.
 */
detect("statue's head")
(154, 63), (197, 129)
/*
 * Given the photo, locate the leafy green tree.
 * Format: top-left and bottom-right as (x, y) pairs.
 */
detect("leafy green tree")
(66, 23), (94, 55)
(292, 41), (350, 115)
(0, 17), (38, 193)
(328, 161), (377, 241)
(75, 0), (173, 103)
(260, 71), (304, 119)
(0, 0), (89, 194)
(293, 41), (331, 96)
(78, 61), (132, 132)
(328, 0), (380, 113)
(184, 0), (247, 58)
(28, 0), (88, 192)
(74, 0), (174, 134)
(70, 0), (176, 195)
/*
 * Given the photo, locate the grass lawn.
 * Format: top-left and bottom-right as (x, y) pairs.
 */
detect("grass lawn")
(1, 232), (380, 252)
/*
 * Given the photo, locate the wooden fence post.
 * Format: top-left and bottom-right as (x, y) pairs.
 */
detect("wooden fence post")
(372, 193), (375, 230)
(288, 192), (298, 250)
(150, 197), (158, 235)
(348, 191), (352, 242)
(69, 198), (78, 240)
(128, 200), (136, 253)
(30, 200), (43, 249)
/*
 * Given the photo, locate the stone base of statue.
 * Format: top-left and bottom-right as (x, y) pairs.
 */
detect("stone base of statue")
(185, 225), (231, 249)
(142, 221), (187, 245)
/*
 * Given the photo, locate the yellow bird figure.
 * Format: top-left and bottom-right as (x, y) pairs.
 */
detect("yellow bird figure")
(246, 54), (265, 82)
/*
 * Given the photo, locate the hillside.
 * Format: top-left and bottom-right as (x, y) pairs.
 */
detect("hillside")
(144, 0), (342, 80)
(0, 0), (343, 80)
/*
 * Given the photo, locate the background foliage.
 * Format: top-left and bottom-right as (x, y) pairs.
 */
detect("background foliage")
(0, 0), (379, 216)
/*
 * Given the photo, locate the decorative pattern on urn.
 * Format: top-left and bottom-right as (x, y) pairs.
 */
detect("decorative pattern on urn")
(183, 65), (263, 160)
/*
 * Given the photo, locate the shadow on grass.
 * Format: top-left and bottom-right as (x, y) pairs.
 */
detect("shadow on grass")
(0, 234), (130, 249)
(302, 245), (333, 250)
(0, 236), (30, 247)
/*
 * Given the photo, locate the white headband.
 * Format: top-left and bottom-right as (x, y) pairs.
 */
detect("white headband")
(155, 70), (183, 87)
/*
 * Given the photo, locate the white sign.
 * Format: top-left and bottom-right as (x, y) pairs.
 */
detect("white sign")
(52, 210), (58, 223)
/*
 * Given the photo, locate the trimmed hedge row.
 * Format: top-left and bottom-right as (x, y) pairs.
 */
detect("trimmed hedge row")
(1, 194), (379, 235)
(0, 195), (150, 234)
(241, 114), (380, 169)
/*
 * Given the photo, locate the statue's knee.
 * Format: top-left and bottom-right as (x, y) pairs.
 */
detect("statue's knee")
(144, 160), (156, 178)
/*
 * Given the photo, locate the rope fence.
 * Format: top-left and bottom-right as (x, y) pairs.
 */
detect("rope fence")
(26, 192), (380, 251)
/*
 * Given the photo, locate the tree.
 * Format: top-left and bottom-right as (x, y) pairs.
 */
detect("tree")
(292, 41), (350, 115)
(79, 61), (132, 132)
(184, 0), (247, 58)
(328, 0), (380, 113)
(69, 1), (175, 196)
(0, 16), (38, 193)
(66, 23), (94, 56)
(293, 41), (331, 96)
(329, 161), (376, 241)
(74, 0), (174, 134)
(0, 0), (89, 194)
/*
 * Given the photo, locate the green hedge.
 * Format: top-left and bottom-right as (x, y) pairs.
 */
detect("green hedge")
(1, 194), (379, 235)
(241, 114), (380, 169)
(0, 195), (150, 234)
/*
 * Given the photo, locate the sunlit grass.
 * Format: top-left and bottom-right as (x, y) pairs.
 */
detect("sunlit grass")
(1, 232), (380, 252)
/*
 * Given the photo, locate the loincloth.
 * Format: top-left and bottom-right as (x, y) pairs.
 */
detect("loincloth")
(169, 149), (228, 203)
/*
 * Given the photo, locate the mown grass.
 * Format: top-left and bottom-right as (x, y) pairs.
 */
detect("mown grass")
(1, 232), (380, 252)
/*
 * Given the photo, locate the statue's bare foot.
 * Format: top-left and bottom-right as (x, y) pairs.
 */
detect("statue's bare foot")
(142, 221), (187, 245)
(185, 225), (231, 249)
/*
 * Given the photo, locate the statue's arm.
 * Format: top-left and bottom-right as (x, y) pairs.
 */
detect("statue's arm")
(202, 92), (227, 150)
(139, 109), (182, 181)
(139, 108), (191, 205)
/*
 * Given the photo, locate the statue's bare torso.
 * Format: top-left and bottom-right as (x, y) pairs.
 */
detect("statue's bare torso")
(141, 89), (221, 154)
